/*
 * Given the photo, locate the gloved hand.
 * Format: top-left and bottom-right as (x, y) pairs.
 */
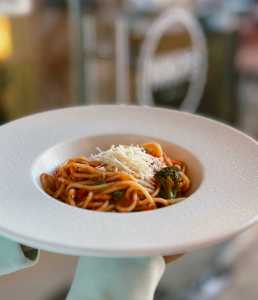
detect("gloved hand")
(0, 236), (39, 276)
(67, 256), (166, 300)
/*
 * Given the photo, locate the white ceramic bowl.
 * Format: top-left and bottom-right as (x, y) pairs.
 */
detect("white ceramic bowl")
(0, 105), (257, 257)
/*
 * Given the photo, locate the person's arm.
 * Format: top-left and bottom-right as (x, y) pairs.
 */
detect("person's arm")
(164, 254), (183, 264)
(67, 255), (183, 300)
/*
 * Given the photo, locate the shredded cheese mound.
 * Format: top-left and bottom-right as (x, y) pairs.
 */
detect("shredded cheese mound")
(91, 145), (165, 179)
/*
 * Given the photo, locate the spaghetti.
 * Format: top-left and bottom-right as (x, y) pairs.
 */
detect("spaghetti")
(40, 143), (191, 212)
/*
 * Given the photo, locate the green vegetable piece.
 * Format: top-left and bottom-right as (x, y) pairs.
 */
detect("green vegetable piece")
(112, 190), (125, 201)
(96, 179), (106, 185)
(154, 166), (181, 199)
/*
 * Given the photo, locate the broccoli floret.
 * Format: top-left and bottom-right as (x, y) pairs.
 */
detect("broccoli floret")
(154, 166), (181, 199)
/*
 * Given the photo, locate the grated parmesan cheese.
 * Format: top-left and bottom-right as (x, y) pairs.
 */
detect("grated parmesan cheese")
(91, 144), (165, 179)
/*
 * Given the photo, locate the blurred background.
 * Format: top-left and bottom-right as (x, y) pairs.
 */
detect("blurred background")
(0, 0), (258, 299)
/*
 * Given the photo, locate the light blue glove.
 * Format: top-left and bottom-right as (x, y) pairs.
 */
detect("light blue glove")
(0, 235), (165, 300)
(67, 256), (166, 300)
(0, 236), (39, 276)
